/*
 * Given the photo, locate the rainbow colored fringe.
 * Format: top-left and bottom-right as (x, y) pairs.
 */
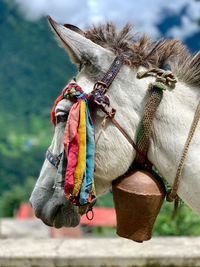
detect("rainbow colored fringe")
(51, 83), (96, 212)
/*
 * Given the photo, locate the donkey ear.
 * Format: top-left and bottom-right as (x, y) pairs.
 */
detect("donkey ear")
(63, 24), (83, 35)
(47, 16), (109, 65)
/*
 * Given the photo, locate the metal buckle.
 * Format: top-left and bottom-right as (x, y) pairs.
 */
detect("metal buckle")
(93, 81), (108, 95)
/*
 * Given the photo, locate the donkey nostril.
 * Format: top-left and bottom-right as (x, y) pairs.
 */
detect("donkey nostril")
(52, 205), (64, 228)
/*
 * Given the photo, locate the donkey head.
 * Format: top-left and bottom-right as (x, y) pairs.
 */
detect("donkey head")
(30, 17), (147, 228)
(47, 16), (141, 181)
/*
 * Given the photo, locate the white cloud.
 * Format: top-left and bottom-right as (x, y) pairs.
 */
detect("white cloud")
(166, 1), (200, 40)
(167, 15), (199, 40)
(15, 0), (200, 40)
(15, 0), (91, 27)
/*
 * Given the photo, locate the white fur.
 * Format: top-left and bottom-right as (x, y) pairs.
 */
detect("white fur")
(76, 65), (200, 213)
(31, 19), (200, 226)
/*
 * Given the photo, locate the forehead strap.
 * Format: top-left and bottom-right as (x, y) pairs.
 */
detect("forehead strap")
(93, 55), (124, 96)
(89, 55), (124, 108)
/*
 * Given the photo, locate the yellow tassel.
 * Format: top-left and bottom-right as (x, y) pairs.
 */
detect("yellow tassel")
(72, 100), (87, 196)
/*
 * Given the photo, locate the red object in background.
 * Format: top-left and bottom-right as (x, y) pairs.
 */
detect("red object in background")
(17, 203), (36, 219)
(17, 203), (116, 238)
(17, 203), (83, 238)
(17, 203), (116, 227)
(81, 207), (116, 227)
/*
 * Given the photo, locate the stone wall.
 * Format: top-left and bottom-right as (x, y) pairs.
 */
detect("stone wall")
(0, 237), (200, 267)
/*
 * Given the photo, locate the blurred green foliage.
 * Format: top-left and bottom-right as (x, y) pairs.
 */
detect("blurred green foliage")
(0, 0), (76, 204)
(0, 177), (35, 217)
(153, 201), (200, 236)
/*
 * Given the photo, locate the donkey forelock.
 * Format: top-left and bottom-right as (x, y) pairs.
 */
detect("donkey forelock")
(83, 23), (200, 88)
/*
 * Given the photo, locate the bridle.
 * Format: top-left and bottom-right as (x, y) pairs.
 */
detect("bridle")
(89, 55), (146, 159)
(46, 54), (145, 169)
(46, 149), (62, 169)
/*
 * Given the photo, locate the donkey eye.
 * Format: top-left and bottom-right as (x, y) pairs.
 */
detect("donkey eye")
(56, 114), (68, 124)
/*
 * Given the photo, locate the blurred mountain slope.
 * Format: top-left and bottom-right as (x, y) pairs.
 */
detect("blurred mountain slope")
(0, 0), (76, 134)
(0, 0), (76, 198)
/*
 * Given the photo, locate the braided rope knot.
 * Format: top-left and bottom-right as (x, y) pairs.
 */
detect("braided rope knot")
(62, 83), (87, 101)
(137, 68), (177, 86)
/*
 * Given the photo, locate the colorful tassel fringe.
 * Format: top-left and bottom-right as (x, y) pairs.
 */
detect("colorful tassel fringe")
(52, 82), (96, 209)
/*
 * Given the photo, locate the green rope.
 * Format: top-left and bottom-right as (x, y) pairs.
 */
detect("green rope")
(135, 82), (167, 164)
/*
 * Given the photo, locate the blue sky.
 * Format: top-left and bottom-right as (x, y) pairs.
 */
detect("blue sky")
(15, 0), (200, 40)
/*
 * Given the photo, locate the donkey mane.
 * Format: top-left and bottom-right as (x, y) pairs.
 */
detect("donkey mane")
(84, 22), (200, 87)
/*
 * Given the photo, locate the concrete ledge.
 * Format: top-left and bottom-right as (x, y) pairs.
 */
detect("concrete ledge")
(0, 237), (200, 267)
(0, 218), (49, 238)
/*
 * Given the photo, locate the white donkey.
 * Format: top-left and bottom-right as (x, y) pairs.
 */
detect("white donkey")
(30, 16), (200, 228)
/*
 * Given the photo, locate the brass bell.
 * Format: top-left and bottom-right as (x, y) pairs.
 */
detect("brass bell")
(112, 169), (166, 242)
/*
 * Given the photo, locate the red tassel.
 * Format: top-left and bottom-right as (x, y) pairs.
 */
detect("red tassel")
(51, 94), (63, 125)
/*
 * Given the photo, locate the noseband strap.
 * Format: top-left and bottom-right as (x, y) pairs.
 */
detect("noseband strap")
(46, 149), (62, 169)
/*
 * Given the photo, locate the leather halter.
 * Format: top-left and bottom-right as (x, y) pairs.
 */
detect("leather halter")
(93, 55), (124, 93)
(90, 55), (145, 158)
(46, 55), (144, 168)
(46, 149), (62, 168)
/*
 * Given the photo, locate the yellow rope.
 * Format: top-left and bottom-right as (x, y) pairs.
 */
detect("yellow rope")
(72, 100), (87, 197)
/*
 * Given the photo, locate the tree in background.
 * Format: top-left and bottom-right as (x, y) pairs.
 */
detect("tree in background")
(0, 0), (76, 201)
(0, 177), (35, 217)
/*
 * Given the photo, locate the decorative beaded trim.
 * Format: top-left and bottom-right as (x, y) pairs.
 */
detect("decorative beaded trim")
(93, 55), (124, 95)
(46, 149), (62, 169)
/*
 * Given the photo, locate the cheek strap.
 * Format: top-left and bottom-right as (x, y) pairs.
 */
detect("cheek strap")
(46, 149), (62, 169)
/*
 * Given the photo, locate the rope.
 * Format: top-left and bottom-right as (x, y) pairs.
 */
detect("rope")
(135, 82), (167, 165)
(137, 68), (177, 86)
(136, 68), (177, 166)
(166, 100), (200, 202)
(138, 67), (200, 216)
